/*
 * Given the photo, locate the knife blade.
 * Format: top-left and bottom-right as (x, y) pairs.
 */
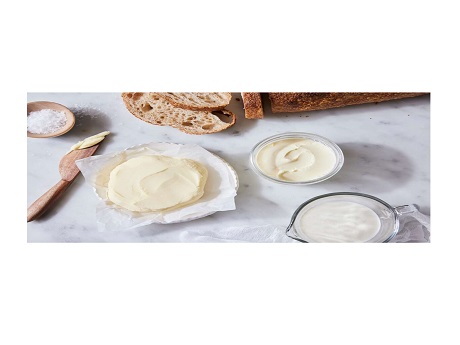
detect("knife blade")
(27, 144), (100, 222)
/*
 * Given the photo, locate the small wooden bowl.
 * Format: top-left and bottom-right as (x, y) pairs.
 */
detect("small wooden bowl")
(27, 101), (75, 138)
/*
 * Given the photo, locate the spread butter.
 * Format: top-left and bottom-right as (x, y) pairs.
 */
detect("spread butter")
(107, 155), (208, 213)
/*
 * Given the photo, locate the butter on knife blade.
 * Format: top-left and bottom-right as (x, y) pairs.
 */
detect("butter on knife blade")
(27, 134), (108, 222)
(67, 131), (110, 154)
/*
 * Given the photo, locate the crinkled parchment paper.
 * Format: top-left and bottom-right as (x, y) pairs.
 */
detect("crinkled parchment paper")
(75, 143), (238, 231)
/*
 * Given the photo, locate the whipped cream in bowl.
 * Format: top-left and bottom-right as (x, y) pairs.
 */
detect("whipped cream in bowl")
(249, 132), (344, 185)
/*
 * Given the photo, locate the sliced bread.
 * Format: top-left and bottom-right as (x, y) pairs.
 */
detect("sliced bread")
(122, 92), (236, 135)
(241, 93), (264, 119)
(150, 92), (232, 111)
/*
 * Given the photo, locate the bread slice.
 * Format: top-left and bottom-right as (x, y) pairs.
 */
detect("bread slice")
(150, 92), (232, 111)
(241, 93), (264, 119)
(268, 92), (427, 113)
(122, 92), (236, 135)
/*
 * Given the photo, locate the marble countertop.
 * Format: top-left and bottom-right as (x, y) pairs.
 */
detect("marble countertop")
(27, 93), (430, 242)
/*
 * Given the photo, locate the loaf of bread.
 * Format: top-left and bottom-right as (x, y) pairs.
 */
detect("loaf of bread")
(241, 93), (264, 119)
(150, 92), (232, 111)
(268, 92), (427, 113)
(122, 92), (236, 135)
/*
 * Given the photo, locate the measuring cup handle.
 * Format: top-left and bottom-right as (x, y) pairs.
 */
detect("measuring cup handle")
(394, 204), (420, 216)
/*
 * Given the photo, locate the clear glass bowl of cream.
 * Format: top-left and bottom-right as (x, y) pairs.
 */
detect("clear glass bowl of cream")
(249, 132), (344, 185)
(286, 192), (419, 243)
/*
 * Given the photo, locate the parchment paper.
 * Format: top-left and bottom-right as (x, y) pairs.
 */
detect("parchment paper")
(75, 143), (238, 231)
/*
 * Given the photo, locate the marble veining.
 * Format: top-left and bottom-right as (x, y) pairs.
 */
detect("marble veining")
(27, 93), (430, 242)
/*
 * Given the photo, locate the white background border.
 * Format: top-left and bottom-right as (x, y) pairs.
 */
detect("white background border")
(3, 1), (458, 344)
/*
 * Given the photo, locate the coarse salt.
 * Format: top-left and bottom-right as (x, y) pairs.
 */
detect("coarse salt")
(27, 109), (67, 134)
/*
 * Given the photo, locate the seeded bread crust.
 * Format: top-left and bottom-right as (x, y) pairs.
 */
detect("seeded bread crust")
(151, 92), (232, 111)
(268, 92), (427, 113)
(241, 93), (264, 119)
(122, 92), (236, 135)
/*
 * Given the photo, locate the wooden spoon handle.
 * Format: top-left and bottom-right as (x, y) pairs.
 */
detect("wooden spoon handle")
(27, 179), (72, 222)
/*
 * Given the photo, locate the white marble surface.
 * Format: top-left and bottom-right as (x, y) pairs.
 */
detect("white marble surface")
(27, 93), (430, 242)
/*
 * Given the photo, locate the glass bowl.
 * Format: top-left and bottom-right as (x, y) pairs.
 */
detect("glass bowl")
(249, 132), (344, 185)
(286, 192), (419, 243)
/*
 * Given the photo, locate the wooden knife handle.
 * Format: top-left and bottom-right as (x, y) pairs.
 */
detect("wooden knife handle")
(27, 179), (72, 222)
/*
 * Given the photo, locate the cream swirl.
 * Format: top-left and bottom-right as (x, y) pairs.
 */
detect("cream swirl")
(255, 138), (336, 182)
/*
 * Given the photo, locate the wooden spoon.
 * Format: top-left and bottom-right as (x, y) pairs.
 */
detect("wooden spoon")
(27, 145), (100, 222)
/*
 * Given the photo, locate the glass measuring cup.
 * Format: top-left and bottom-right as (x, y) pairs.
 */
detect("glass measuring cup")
(286, 192), (419, 243)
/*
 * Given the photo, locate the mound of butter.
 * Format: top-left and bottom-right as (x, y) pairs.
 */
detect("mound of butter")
(107, 155), (208, 213)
